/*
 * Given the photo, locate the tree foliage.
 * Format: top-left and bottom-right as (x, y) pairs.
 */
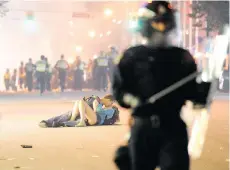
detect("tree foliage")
(0, 0), (9, 17)
(188, 1), (229, 36)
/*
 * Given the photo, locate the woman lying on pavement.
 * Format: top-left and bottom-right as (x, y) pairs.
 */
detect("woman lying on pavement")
(39, 94), (120, 128)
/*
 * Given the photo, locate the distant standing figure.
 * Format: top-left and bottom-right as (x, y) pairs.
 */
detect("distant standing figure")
(55, 54), (69, 92)
(4, 69), (10, 91)
(73, 56), (84, 91)
(19, 61), (25, 89)
(25, 58), (35, 92)
(35, 55), (48, 95)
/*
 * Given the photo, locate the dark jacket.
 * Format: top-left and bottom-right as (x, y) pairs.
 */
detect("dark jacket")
(112, 45), (211, 118)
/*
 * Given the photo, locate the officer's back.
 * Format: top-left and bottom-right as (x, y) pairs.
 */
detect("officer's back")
(115, 45), (199, 119)
(36, 56), (47, 72)
(113, 1), (211, 122)
(96, 51), (108, 71)
(25, 58), (35, 73)
(113, 2), (212, 170)
(55, 55), (68, 71)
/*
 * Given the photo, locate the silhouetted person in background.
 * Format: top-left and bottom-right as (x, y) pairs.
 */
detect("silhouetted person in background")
(35, 55), (47, 95)
(19, 61), (25, 89)
(73, 56), (84, 91)
(4, 69), (10, 91)
(25, 58), (35, 92)
(55, 54), (69, 92)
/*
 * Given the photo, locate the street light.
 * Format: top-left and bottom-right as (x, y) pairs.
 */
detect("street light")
(104, 8), (113, 17)
(24, 20), (37, 33)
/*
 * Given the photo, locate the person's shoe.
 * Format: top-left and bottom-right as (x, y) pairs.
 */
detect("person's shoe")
(75, 121), (87, 127)
(39, 121), (48, 128)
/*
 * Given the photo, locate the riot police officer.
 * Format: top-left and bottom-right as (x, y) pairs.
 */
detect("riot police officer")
(113, 1), (211, 170)
(35, 55), (47, 95)
(55, 54), (69, 92)
(25, 58), (35, 92)
(95, 51), (109, 91)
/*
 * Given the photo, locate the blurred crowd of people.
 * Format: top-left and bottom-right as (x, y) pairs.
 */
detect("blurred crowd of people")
(3, 46), (119, 94)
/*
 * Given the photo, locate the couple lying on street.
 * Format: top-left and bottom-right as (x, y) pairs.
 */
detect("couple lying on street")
(39, 94), (120, 128)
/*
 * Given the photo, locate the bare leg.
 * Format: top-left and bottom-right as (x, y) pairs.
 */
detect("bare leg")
(77, 100), (97, 126)
(70, 101), (80, 121)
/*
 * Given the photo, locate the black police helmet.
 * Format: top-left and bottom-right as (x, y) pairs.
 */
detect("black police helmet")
(137, 1), (176, 38)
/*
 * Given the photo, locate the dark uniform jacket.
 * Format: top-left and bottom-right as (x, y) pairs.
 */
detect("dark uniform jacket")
(112, 45), (211, 120)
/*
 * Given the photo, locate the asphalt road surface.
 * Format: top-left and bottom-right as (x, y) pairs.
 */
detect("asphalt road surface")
(0, 91), (228, 170)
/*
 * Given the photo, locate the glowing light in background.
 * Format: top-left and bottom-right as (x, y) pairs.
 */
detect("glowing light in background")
(112, 19), (116, 23)
(67, 58), (74, 64)
(129, 20), (138, 29)
(24, 20), (38, 33)
(24, 11), (37, 32)
(106, 31), (111, 36)
(194, 52), (203, 59)
(117, 20), (122, 24)
(75, 45), (82, 52)
(68, 20), (73, 27)
(141, 39), (147, 45)
(88, 30), (96, 38)
(104, 8), (113, 17)
(99, 33), (103, 38)
(93, 54), (98, 59)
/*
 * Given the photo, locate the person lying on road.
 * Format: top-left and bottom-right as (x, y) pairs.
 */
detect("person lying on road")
(39, 94), (120, 128)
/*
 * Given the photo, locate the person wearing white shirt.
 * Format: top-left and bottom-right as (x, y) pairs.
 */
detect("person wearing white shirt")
(55, 54), (69, 92)
(35, 55), (48, 95)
